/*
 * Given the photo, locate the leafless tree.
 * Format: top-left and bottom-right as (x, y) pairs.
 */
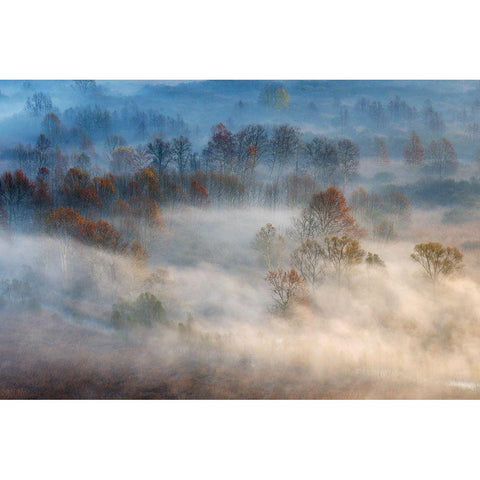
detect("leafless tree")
(252, 223), (284, 269)
(337, 139), (360, 189)
(291, 239), (326, 285)
(426, 138), (458, 178)
(270, 125), (301, 176)
(171, 136), (192, 174)
(304, 137), (339, 184)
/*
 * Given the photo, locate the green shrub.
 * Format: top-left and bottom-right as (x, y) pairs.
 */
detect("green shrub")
(111, 292), (167, 329)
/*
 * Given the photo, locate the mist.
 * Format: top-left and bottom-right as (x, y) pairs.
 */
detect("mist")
(1, 80), (480, 398)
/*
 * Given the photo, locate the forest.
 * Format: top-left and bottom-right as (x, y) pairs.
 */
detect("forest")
(1, 79), (480, 398)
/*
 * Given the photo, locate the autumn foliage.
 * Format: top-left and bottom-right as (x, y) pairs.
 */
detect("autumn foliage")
(411, 242), (463, 286)
(190, 180), (209, 205)
(265, 269), (308, 315)
(308, 187), (364, 239)
(43, 205), (151, 263)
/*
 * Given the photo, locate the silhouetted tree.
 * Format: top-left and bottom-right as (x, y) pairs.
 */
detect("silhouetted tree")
(337, 139), (359, 188)
(0, 170), (35, 224)
(270, 125), (301, 175)
(203, 124), (235, 173)
(25, 92), (53, 117)
(171, 136), (192, 174)
(426, 138), (458, 178)
(305, 137), (338, 183)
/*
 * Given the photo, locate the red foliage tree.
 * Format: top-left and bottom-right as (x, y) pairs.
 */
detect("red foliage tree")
(308, 187), (363, 238)
(32, 168), (53, 212)
(61, 167), (100, 212)
(133, 167), (160, 199)
(92, 174), (116, 210)
(203, 123), (235, 173)
(190, 180), (209, 205)
(44, 206), (129, 252)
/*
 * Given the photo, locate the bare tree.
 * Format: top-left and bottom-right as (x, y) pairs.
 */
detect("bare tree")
(252, 223), (284, 269)
(426, 138), (458, 178)
(105, 135), (127, 157)
(110, 146), (145, 174)
(265, 269), (307, 315)
(291, 239), (326, 285)
(305, 137), (338, 183)
(337, 139), (360, 188)
(72, 80), (99, 96)
(41, 113), (63, 146)
(270, 125), (301, 176)
(171, 136), (192, 174)
(289, 207), (319, 243)
(25, 92), (53, 117)
(202, 123), (235, 173)
(234, 124), (269, 175)
(147, 137), (172, 172)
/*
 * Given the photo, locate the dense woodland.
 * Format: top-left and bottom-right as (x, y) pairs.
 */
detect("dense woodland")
(1, 80), (480, 398)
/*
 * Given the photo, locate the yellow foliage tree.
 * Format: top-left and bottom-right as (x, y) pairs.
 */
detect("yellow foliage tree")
(411, 242), (463, 287)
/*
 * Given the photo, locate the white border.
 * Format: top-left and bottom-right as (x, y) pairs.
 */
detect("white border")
(1, 1), (480, 479)
(1, 0), (479, 79)
(1, 401), (479, 480)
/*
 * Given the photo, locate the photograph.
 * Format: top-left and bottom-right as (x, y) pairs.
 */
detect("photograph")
(2, 1), (479, 478)
(0, 79), (479, 399)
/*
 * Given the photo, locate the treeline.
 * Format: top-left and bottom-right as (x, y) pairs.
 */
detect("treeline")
(12, 81), (480, 162)
(403, 131), (459, 177)
(21, 97), (188, 144)
(9, 118), (366, 185)
(401, 177), (480, 207)
(352, 97), (445, 133)
(10, 110), (468, 187)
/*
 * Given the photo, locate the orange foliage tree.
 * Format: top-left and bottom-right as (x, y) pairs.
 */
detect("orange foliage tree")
(190, 180), (209, 205)
(292, 187), (363, 241)
(44, 206), (142, 276)
(92, 174), (116, 211)
(45, 206), (122, 249)
(32, 167), (53, 215)
(61, 167), (100, 212)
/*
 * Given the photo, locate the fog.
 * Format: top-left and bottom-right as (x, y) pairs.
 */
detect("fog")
(1, 80), (480, 398)
(1, 205), (480, 398)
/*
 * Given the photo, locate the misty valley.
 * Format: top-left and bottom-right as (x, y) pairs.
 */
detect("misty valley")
(1, 80), (480, 398)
